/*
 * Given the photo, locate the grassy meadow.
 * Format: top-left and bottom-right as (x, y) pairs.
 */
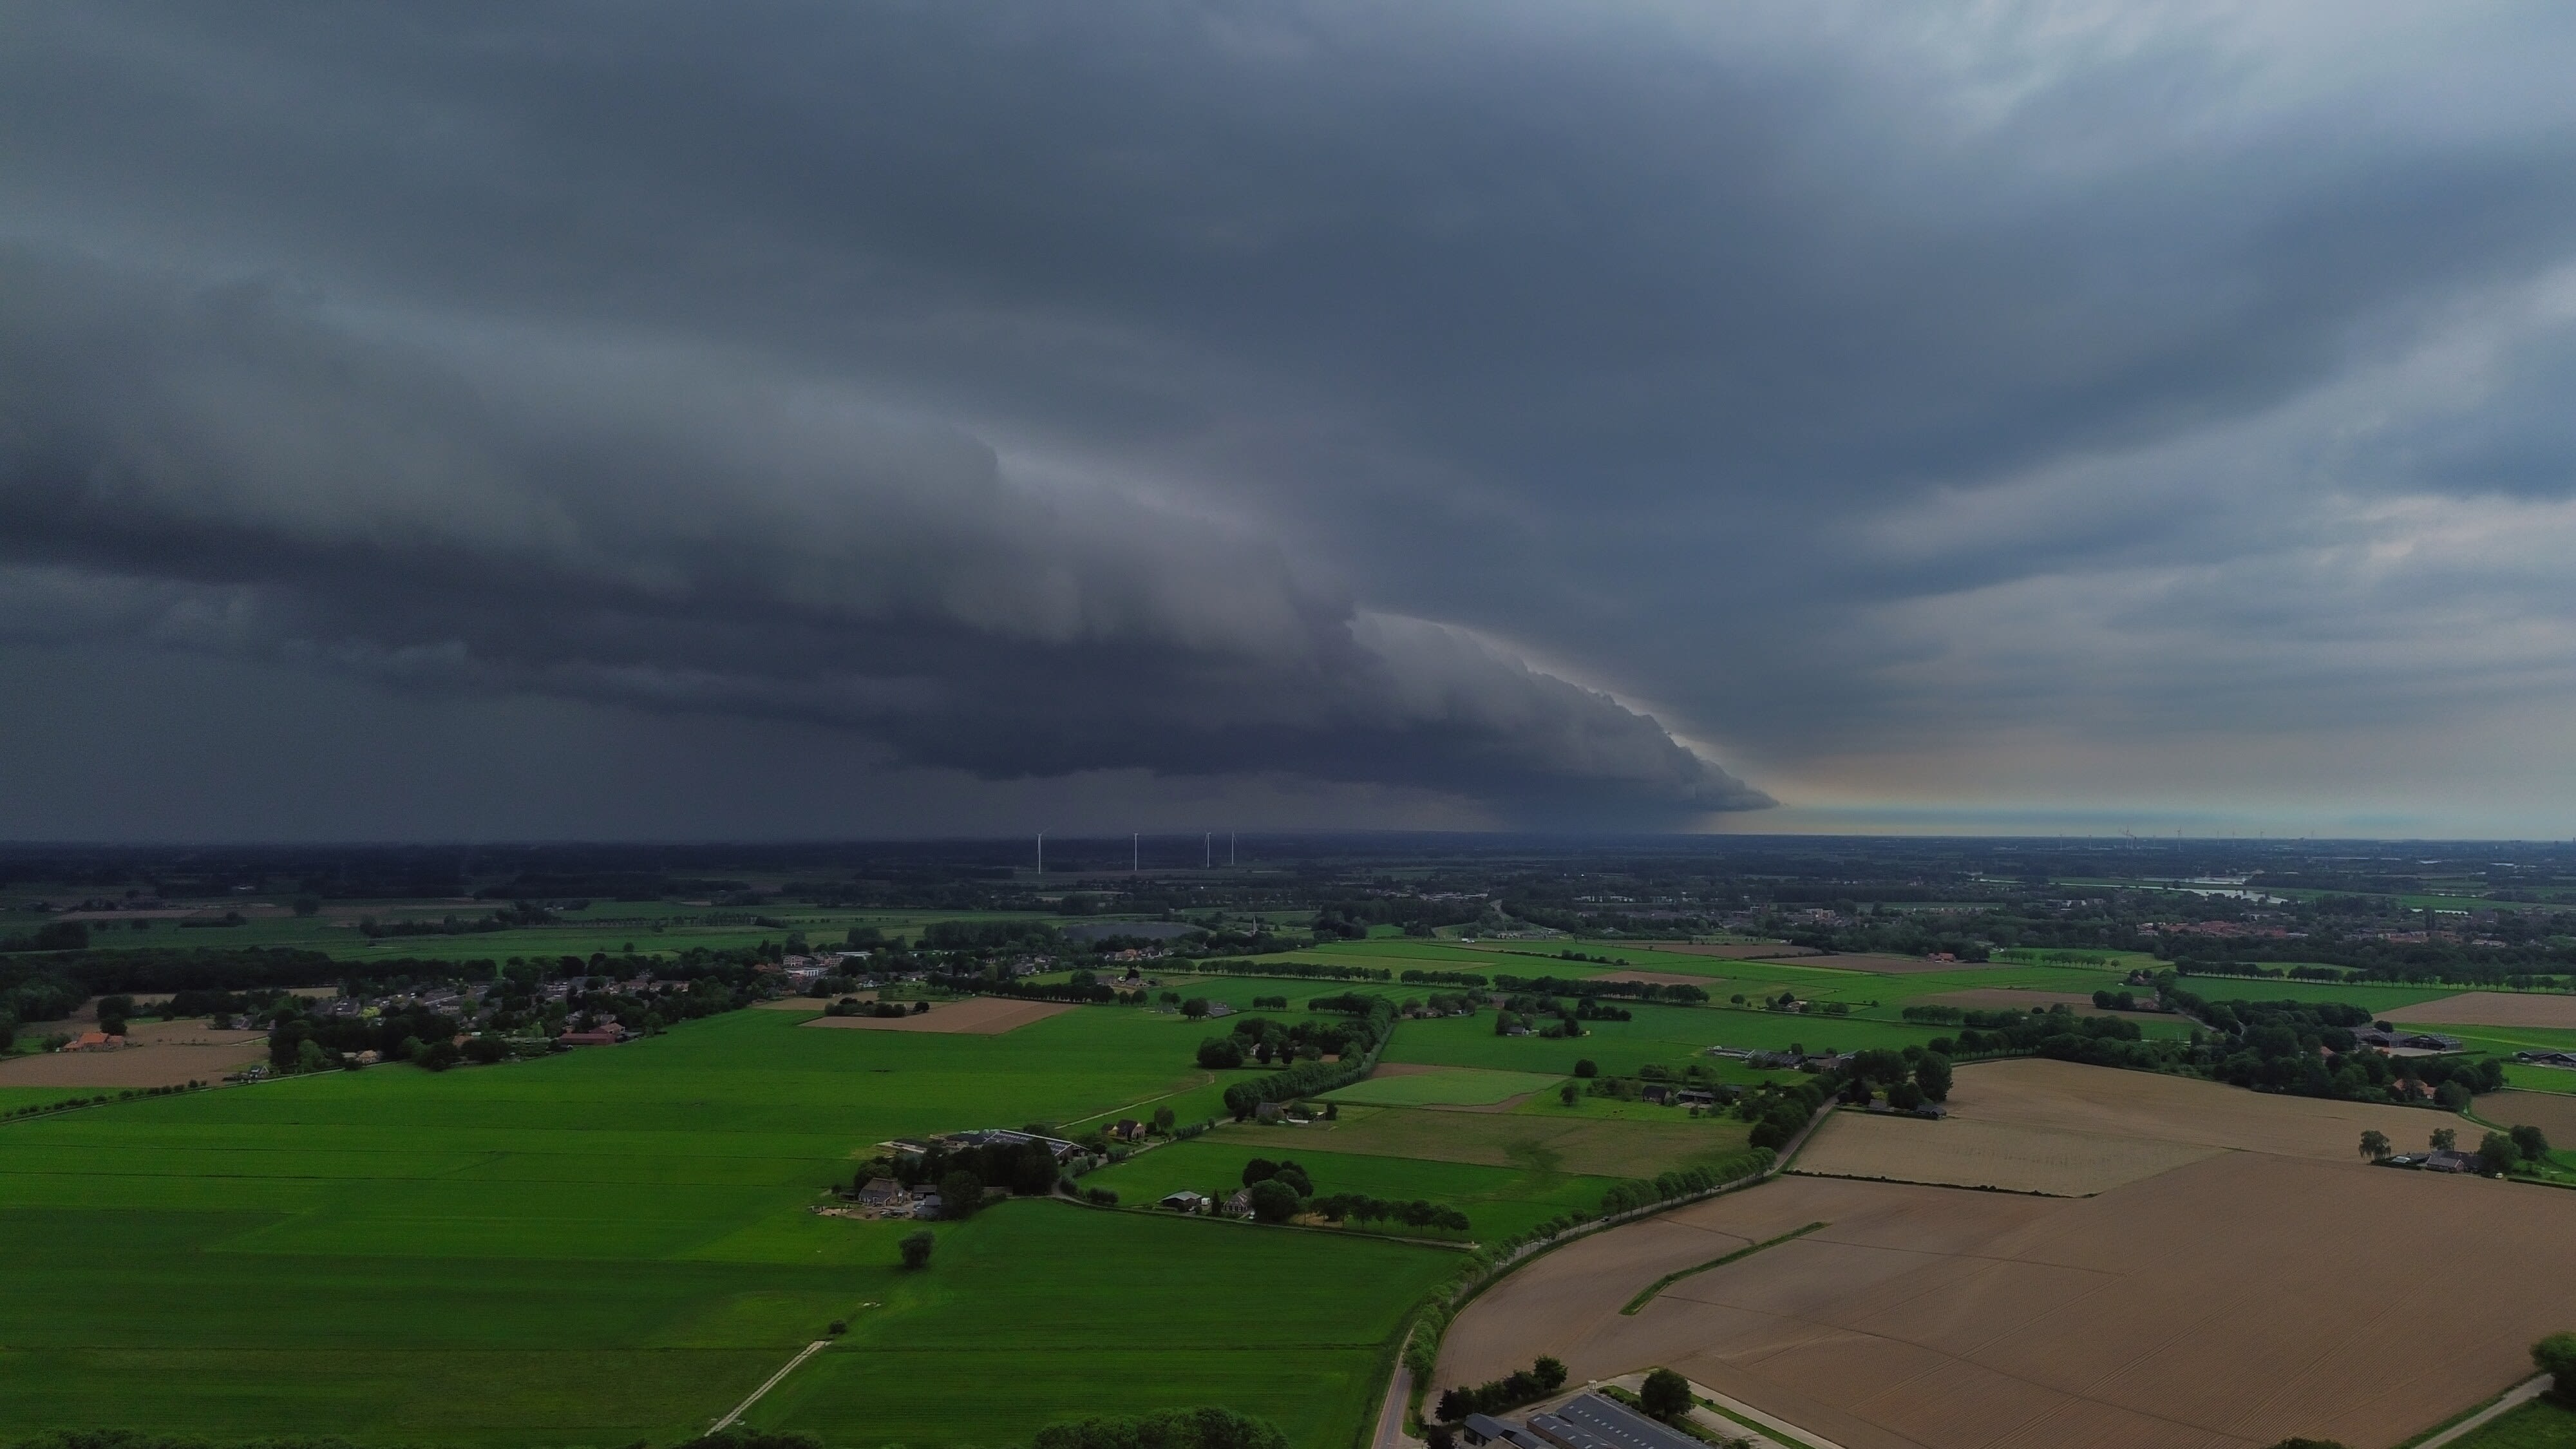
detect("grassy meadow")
(0, 1005), (1455, 1449)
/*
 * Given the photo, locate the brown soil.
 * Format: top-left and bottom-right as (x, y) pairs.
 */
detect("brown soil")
(2385, 991), (2576, 1029)
(1441, 1065), (2576, 1449)
(2480, 1090), (2576, 1144)
(1794, 1110), (2220, 1195)
(0, 1020), (266, 1088)
(799, 996), (1073, 1035)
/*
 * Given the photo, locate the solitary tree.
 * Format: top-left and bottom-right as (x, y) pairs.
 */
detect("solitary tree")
(1638, 1367), (1692, 1421)
(2358, 1130), (2391, 1162)
(1559, 1081), (1580, 1106)
(899, 1230), (934, 1269)
(1572, 1059), (1598, 1078)
(1180, 998), (1211, 1021)
(1247, 1179), (1299, 1223)
(2430, 1127), (2458, 1153)
(2532, 1331), (2576, 1398)
(1151, 1106), (1176, 1133)
(2511, 1124), (2552, 1162)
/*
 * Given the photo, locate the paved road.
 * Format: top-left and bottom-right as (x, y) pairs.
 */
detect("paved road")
(1372, 1365), (1416, 1449)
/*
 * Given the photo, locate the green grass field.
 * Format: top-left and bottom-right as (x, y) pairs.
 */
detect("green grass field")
(1324, 1066), (1562, 1106)
(0, 1006), (1458, 1448)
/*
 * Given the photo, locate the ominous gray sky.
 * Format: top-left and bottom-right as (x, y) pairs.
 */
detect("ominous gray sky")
(6, 3), (2576, 839)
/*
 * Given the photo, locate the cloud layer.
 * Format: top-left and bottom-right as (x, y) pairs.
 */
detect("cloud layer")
(5, 2), (2576, 835)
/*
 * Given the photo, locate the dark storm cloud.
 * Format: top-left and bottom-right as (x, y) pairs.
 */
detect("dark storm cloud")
(6, 2), (2576, 834)
(0, 247), (1764, 823)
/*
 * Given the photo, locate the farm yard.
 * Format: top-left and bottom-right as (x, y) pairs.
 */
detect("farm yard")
(1441, 1057), (2576, 1449)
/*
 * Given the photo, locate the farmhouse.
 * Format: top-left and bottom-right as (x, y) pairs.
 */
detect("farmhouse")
(1110, 1119), (1146, 1142)
(2514, 1048), (2576, 1069)
(1159, 1189), (1208, 1211)
(556, 1026), (625, 1046)
(1639, 1085), (1671, 1106)
(909, 1191), (944, 1218)
(857, 1178), (911, 1211)
(1224, 1188), (1255, 1216)
(2420, 1148), (2485, 1173)
(63, 1031), (125, 1052)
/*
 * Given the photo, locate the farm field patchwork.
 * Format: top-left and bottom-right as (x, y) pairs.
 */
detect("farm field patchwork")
(1441, 1063), (2576, 1449)
(0, 1005), (1459, 1448)
(1379, 1002), (1949, 1079)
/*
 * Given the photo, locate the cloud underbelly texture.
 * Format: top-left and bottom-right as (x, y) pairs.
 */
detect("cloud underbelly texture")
(0, 249), (1766, 823)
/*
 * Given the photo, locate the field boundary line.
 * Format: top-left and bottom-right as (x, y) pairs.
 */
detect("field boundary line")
(709, 1338), (830, 1432)
(1057, 1072), (1218, 1130)
(2401, 1374), (2549, 1448)
(1619, 1220), (1828, 1314)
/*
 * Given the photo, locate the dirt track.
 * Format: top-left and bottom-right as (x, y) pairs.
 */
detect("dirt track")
(1439, 1061), (2573, 1449)
(799, 996), (1072, 1034)
(2385, 991), (2576, 1029)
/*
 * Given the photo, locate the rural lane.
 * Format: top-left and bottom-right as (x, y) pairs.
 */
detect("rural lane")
(710, 1339), (832, 1431)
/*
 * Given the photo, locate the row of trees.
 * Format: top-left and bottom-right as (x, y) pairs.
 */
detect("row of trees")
(1434, 1357), (1567, 1421)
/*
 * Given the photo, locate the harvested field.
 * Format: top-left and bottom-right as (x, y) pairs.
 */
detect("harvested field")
(1933, 1057), (2440, 1162)
(1792, 1110), (2219, 1195)
(0, 1021), (265, 1088)
(1797, 953), (2016, 974)
(2479, 1089), (2576, 1145)
(797, 996), (1071, 1035)
(2385, 991), (2576, 1029)
(1652, 943), (1823, 960)
(1224, 1106), (1752, 1179)
(1442, 1096), (2576, 1448)
(1915, 987), (2170, 1018)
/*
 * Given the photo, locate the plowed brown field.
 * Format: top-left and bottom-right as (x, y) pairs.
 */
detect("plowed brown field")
(2480, 1089), (2576, 1144)
(2385, 991), (2576, 1028)
(798, 996), (1071, 1034)
(1441, 1060), (2574, 1449)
